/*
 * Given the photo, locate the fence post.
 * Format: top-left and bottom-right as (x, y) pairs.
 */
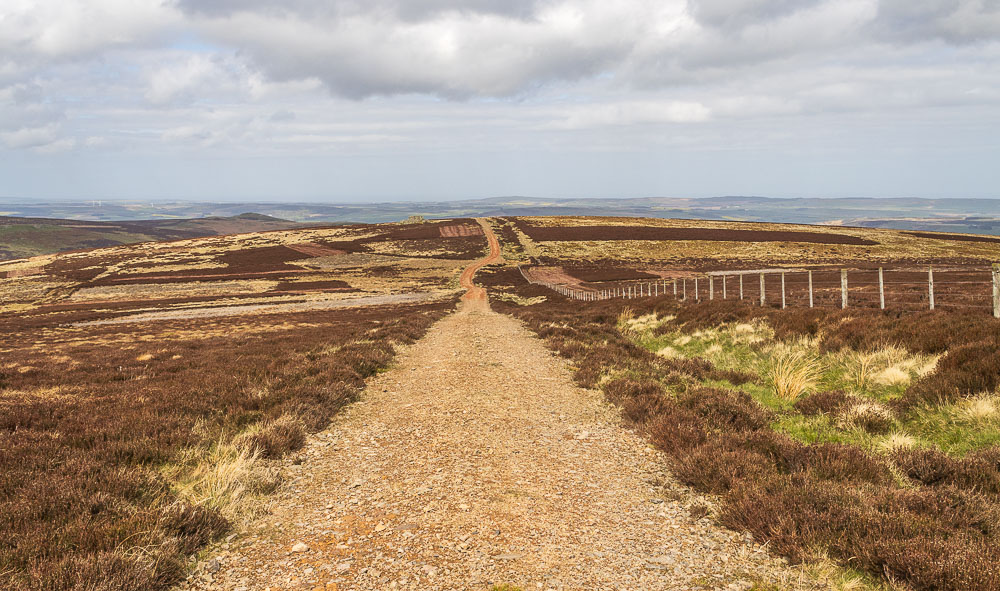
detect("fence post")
(674, 279), (678, 298)
(993, 264), (1000, 319)
(654, 282), (658, 297)
(683, 279), (687, 301)
(928, 267), (935, 310)
(723, 275), (727, 299)
(808, 270), (814, 308)
(709, 276), (714, 300)
(841, 269), (848, 309)
(760, 273), (765, 307)
(879, 268), (885, 310)
(781, 272), (786, 309)
(740, 274), (744, 300)
(695, 277), (700, 301)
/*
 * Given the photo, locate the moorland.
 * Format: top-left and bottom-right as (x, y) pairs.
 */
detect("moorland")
(3, 214), (1000, 591)
(0, 213), (306, 261)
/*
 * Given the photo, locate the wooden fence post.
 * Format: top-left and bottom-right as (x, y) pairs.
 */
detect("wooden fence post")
(781, 272), (786, 309)
(710, 276), (714, 300)
(723, 275), (727, 299)
(674, 279), (678, 298)
(841, 269), (848, 309)
(740, 274), (744, 300)
(928, 267), (935, 310)
(654, 282), (658, 297)
(808, 270), (814, 308)
(695, 277), (700, 301)
(993, 264), (1000, 319)
(759, 273), (765, 307)
(879, 268), (885, 310)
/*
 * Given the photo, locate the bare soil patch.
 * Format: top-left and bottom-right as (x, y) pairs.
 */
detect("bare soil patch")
(439, 223), (484, 238)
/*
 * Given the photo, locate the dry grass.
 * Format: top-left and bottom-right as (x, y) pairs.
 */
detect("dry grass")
(836, 345), (910, 391)
(766, 344), (823, 401)
(169, 440), (276, 523)
(960, 395), (999, 422)
(877, 432), (918, 452)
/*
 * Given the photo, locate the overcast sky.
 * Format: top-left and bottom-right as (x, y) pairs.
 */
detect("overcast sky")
(0, 0), (998, 202)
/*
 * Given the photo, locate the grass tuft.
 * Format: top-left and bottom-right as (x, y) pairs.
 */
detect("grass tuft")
(766, 344), (823, 401)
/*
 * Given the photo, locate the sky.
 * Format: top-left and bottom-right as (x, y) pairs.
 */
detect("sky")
(0, 0), (998, 202)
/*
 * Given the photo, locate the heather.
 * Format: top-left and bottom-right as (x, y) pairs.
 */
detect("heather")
(0, 300), (454, 591)
(483, 265), (1000, 590)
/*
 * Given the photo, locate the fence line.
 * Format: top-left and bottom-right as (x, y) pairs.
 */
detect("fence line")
(517, 264), (1000, 318)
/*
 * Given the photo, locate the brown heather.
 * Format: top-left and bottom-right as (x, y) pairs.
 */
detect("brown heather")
(0, 300), (455, 591)
(480, 264), (1000, 591)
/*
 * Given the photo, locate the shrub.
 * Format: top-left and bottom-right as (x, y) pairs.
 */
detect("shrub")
(793, 390), (851, 416)
(899, 340), (1000, 409)
(603, 377), (664, 406)
(678, 387), (774, 432)
(671, 442), (777, 495)
(894, 447), (1000, 496)
(646, 404), (707, 456)
(806, 444), (893, 486)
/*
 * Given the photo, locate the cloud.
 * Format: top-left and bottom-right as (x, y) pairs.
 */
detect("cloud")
(0, 124), (61, 149)
(687, 0), (826, 31)
(874, 0), (1000, 43)
(552, 100), (711, 129)
(186, 1), (657, 99)
(143, 53), (251, 105)
(0, 0), (178, 65)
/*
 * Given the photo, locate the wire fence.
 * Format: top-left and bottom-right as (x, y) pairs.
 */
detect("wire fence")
(519, 264), (1000, 318)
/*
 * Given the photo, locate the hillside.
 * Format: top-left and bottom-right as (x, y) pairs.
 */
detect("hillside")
(0, 213), (306, 261)
(3, 196), (1000, 233)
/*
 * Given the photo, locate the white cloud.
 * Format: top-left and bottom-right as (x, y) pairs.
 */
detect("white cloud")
(0, 0), (997, 201)
(145, 54), (229, 105)
(552, 100), (711, 129)
(0, 124), (61, 149)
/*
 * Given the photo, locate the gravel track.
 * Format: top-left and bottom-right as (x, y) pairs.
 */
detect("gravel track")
(177, 222), (820, 590)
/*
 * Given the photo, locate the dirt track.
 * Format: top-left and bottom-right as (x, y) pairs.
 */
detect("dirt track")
(458, 218), (501, 302)
(177, 221), (817, 591)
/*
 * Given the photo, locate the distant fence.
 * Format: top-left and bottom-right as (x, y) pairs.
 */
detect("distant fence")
(518, 265), (1000, 318)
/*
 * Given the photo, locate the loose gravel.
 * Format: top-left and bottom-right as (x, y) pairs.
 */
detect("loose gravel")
(178, 296), (823, 591)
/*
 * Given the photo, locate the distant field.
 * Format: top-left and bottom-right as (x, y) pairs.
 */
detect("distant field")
(504, 216), (1000, 269)
(0, 213), (305, 261)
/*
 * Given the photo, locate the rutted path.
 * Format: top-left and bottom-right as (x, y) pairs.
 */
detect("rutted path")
(179, 223), (817, 591)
